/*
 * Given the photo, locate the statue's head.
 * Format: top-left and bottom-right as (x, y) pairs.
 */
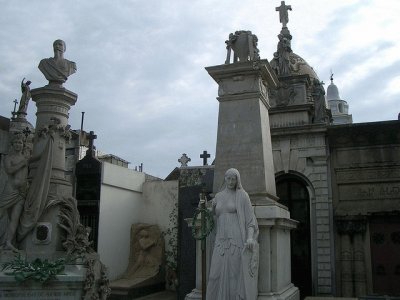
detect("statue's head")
(10, 134), (24, 152)
(224, 168), (243, 190)
(53, 39), (66, 53)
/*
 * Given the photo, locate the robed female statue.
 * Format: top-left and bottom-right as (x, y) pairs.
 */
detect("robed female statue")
(206, 168), (259, 300)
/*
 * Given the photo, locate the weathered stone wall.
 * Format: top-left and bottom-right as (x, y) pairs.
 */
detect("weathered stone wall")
(328, 120), (400, 297)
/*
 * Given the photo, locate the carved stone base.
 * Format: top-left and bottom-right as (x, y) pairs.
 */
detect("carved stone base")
(0, 263), (85, 300)
(258, 283), (300, 300)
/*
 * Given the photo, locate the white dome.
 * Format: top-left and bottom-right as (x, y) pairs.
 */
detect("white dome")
(327, 82), (340, 100)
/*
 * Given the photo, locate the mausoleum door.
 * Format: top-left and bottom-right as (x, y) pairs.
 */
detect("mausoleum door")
(276, 176), (312, 298)
(370, 215), (400, 296)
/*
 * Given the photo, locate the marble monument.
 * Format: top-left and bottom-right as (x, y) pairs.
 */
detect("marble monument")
(0, 40), (109, 300)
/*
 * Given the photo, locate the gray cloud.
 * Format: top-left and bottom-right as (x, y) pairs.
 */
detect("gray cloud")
(1, 1), (399, 178)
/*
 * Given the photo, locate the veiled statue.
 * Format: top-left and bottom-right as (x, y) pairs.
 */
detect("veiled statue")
(206, 168), (259, 300)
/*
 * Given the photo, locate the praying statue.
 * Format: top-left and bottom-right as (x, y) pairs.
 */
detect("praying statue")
(206, 168), (259, 300)
(38, 39), (77, 86)
(0, 135), (29, 250)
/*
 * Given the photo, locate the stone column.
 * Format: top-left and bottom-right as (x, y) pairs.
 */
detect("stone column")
(30, 86), (77, 186)
(340, 234), (353, 297)
(19, 86), (77, 255)
(206, 60), (299, 300)
(353, 234), (367, 297)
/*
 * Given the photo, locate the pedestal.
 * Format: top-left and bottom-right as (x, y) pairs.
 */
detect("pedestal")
(255, 204), (299, 300)
(206, 60), (279, 201)
(30, 86), (77, 184)
(18, 85), (77, 255)
(0, 251), (86, 300)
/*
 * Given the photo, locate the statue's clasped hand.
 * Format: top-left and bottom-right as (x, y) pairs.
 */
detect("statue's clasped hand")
(245, 238), (256, 251)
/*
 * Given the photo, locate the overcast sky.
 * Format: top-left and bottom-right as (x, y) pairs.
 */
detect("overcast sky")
(1, 0), (399, 178)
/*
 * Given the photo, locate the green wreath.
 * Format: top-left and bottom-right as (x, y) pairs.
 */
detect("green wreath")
(191, 208), (214, 240)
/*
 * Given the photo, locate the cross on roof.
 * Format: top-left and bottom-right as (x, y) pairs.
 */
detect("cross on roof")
(276, 1), (292, 28)
(200, 150), (211, 166)
(86, 131), (97, 157)
(178, 153), (191, 167)
(13, 99), (18, 113)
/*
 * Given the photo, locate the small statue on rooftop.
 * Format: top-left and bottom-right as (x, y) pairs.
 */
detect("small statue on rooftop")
(312, 79), (327, 123)
(38, 39), (77, 86)
(17, 78), (31, 115)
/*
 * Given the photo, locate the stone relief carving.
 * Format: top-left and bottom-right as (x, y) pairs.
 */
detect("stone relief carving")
(336, 218), (367, 235)
(225, 31), (260, 64)
(289, 55), (309, 75)
(0, 134), (29, 250)
(276, 83), (297, 106)
(111, 224), (164, 290)
(179, 168), (206, 187)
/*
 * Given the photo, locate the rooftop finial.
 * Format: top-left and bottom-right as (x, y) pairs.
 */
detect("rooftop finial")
(330, 70), (334, 83)
(276, 1), (292, 28)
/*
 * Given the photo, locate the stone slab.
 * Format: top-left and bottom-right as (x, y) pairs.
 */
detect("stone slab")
(135, 290), (176, 300)
(0, 265), (85, 300)
(0, 289), (81, 300)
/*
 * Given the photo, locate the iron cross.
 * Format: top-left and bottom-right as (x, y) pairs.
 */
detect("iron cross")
(87, 131), (97, 152)
(200, 150), (210, 166)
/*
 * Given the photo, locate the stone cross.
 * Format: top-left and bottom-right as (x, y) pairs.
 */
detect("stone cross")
(11, 99), (18, 119)
(22, 127), (32, 138)
(178, 153), (191, 167)
(86, 130), (97, 157)
(276, 1), (292, 28)
(13, 99), (18, 113)
(200, 151), (210, 166)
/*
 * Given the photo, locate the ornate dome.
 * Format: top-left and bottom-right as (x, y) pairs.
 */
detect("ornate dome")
(270, 51), (319, 80)
(288, 52), (319, 80)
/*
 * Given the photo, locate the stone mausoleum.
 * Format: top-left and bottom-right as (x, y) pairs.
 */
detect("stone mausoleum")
(171, 2), (400, 299)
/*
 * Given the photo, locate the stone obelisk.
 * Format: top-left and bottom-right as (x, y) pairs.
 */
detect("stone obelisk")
(206, 31), (299, 300)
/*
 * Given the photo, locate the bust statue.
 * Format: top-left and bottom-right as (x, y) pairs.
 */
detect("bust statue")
(38, 39), (77, 86)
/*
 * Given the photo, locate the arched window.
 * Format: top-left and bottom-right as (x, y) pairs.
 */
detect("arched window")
(338, 102), (344, 113)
